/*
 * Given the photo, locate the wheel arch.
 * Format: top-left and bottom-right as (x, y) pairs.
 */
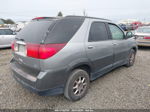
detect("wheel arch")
(66, 61), (93, 79)
(132, 46), (138, 53)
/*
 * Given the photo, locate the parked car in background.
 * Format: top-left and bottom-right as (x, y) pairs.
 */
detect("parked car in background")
(10, 16), (137, 101)
(118, 24), (127, 31)
(118, 19), (142, 31)
(119, 23), (137, 31)
(135, 26), (150, 46)
(0, 28), (16, 48)
(131, 21), (142, 30)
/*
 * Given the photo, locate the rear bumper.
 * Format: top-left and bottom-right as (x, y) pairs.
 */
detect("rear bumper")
(13, 73), (64, 96)
(10, 59), (68, 96)
(137, 41), (150, 47)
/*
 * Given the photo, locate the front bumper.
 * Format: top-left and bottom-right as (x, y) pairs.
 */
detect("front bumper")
(10, 60), (68, 96)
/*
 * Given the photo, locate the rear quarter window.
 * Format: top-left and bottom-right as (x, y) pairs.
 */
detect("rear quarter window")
(44, 17), (85, 44)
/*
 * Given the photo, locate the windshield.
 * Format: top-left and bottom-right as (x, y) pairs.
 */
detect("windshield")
(136, 27), (150, 33)
(15, 20), (53, 44)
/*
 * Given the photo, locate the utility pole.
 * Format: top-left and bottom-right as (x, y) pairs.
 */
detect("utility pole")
(83, 9), (87, 16)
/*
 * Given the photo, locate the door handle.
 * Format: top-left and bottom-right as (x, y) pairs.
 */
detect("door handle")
(88, 46), (94, 49)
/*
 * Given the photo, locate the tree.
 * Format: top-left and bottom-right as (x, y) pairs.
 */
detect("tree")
(1, 19), (15, 24)
(57, 11), (63, 17)
(6, 19), (15, 24)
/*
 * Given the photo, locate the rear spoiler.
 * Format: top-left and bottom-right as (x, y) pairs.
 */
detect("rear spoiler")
(32, 17), (61, 20)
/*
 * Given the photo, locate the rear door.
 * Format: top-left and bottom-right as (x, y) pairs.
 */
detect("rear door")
(107, 23), (129, 67)
(86, 21), (114, 78)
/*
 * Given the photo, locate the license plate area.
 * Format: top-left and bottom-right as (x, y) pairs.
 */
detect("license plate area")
(15, 41), (27, 56)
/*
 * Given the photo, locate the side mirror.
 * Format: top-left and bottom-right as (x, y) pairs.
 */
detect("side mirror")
(13, 32), (16, 35)
(126, 31), (133, 39)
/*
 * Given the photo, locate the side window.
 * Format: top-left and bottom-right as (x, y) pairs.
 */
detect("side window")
(0, 30), (6, 35)
(4, 29), (13, 35)
(89, 22), (109, 42)
(108, 24), (124, 40)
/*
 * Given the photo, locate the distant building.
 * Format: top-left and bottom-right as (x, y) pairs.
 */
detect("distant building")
(0, 19), (4, 26)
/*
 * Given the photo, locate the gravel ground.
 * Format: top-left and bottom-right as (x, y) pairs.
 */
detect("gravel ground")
(0, 47), (150, 109)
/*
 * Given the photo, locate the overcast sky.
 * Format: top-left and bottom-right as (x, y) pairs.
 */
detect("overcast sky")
(0, 0), (150, 22)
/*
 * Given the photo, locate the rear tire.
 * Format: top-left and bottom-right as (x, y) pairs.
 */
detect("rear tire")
(64, 69), (90, 101)
(125, 49), (136, 67)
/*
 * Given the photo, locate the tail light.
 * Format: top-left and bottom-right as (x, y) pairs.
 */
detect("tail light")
(144, 37), (150, 39)
(11, 41), (15, 51)
(27, 43), (66, 59)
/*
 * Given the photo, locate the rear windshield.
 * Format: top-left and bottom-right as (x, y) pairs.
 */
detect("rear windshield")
(15, 17), (85, 44)
(15, 20), (53, 43)
(44, 17), (85, 44)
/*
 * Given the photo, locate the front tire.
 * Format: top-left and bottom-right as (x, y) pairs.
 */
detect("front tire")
(64, 69), (90, 101)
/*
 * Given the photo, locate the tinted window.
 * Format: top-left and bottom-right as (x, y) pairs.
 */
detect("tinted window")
(109, 24), (124, 40)
(15, 20), (53, 43)
(4, 29), (13, 35)
(0, 29), (12, 35)
(89, 22), (108, 42)
(45, 17), (85, 44)
(0, 29), (6, 35)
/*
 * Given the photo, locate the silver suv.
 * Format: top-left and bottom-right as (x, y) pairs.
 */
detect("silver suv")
(10, 16), (137, 101)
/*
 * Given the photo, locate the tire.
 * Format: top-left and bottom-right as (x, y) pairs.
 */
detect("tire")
(125, 49), (136, 67)
(64, 69), (90, 101)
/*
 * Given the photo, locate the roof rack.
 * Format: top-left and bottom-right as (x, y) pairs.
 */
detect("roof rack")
(66, 15), (111, 21)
